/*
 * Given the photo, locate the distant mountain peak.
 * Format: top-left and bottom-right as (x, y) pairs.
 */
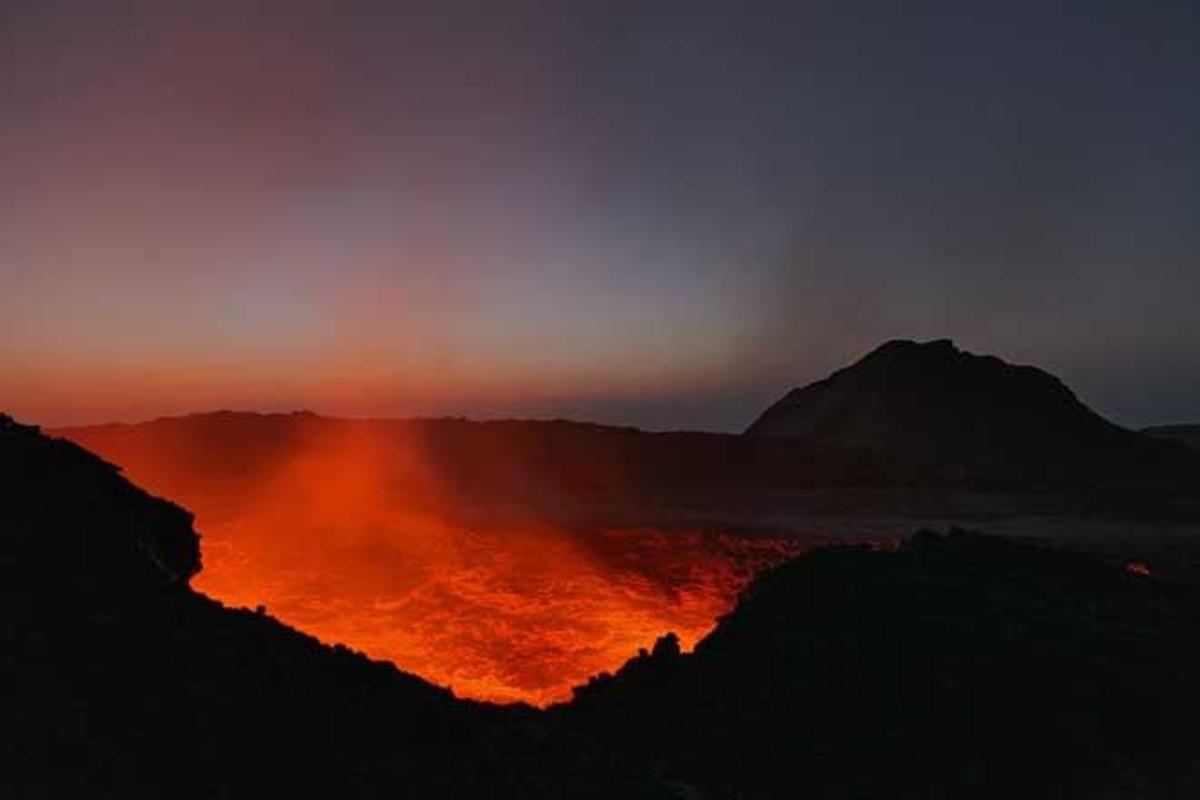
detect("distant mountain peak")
(744, 339), (1184, 480)
(872, 337), (957, 354)
(853, 338), (1025, 374)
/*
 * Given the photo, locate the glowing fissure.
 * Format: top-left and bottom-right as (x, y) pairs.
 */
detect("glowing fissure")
(60, 422), (801, 705)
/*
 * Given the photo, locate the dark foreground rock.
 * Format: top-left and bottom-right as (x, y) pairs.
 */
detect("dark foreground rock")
(1145, 424), (1200, 452)
(566, 530), (1200, 798)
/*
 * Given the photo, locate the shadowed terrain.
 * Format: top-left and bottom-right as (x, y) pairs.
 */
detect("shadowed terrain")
(7, 411), (1200, 797)
(565, 531), (1200, 797)
(1145, 424), (1200, 452)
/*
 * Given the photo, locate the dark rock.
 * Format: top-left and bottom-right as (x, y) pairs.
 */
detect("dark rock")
(564, 530), (1200, 798)
(1144, 424), (1200, 451)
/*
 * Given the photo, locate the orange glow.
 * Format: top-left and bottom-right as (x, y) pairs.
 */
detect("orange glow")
(57, 421), (801, 705)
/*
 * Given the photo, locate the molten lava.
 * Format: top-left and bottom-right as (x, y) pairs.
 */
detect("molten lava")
(58, 418), (802, 705)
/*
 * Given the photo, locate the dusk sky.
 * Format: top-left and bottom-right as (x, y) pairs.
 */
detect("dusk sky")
(4, 1), (1198, 430)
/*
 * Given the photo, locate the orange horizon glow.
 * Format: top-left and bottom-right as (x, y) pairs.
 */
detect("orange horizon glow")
(59, 421), (802, 705)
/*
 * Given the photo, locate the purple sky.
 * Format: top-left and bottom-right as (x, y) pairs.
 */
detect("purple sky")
(4, 2), (1198, 430)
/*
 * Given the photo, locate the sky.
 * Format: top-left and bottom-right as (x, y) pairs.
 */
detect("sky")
(3, 1), (1198, 431)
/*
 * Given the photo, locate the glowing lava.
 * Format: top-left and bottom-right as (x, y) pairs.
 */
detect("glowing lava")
(58, 419), (801, 705)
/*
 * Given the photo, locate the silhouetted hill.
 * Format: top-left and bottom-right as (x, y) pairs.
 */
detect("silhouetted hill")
(746, 339), (1200, 486)
(566, 531), (1200, 798)
(1145, 424), (1200, 451)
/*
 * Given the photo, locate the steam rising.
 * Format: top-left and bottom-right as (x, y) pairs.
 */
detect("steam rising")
(62, 420), (800, 704)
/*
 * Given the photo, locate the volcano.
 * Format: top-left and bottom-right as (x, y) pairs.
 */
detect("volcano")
(42, 342), (1200, 704)
(50, 412), (805, 704)
(8, 411), (1200, 798)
